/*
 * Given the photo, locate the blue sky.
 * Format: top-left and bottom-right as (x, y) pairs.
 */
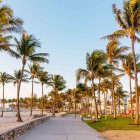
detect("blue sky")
(0, 0), (135, 98)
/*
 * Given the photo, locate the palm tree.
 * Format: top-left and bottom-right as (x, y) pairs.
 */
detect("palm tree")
(11, 70), (28, 116)
(0, 2), (23, 52)
(96, 62), (112, 116)
(112, 73), (124, 118)
(38, 71), (51, 115)
(76, 83), (87, 115)
(28, 63), (43, 116)
(102, 1), (140, 124)
(115, 86), (127, 115)
(0, 4), (23, 117)
(65, 89), (74, 112)
(0, 72), (12, 117)
(100, 78), (111, 120)
(91, 51), (107, 116)
(105, 40), (128, 119)
(122, 53), (140, 118)
(72, 88), (82, 118)
(51, 75), (66, 115)
(122, 53), (134, 118)
(76, 50), (107, 121)
(11, 33), (49, 122)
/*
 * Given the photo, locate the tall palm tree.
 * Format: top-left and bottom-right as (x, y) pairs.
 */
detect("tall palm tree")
(96, 62), (112, 116)
(122, 53), (136, 118)
(0, 72), (12, 117)
(51, 74), (66, 115)
(72, 88), (82, 118)
(102, 1), (140, 124)
(115, 86), (127, 115)
(105, 40), (128, 119)
(11, 70), (28, 115)
(38, 71), (51, 115)
(76, 50), (107, 121)
(65, 89), (74, 112)
(11, 33), (49, 122)
(0, 4), (23, 116)
(0, 2), (23, 52)
(76, 83), (87, 114)
(100, 78), (111, 120)
(92, 51), (107, 115)
(122, 53), (134, 117)
(28, 63), (43, 116)
(111, 73), (124, 118)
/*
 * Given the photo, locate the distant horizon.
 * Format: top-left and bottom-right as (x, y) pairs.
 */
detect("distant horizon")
(0, 0), (139, 99)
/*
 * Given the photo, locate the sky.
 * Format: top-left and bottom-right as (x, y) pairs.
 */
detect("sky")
(0, 0), (138, 99)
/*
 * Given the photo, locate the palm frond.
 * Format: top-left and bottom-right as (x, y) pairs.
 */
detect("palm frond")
(112, 4), (127, 29)
(8, 49), (21, 59)
(29, 56), (49, 63)
(76, 68), (89, 82)
(102, 30), (129, 40)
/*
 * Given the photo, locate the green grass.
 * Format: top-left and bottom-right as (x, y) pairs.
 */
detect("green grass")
(85, 115), (140, 132)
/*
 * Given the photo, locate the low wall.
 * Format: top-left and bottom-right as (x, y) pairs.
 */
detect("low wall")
(60, 112), (68, 117)
(0, 116), (49, 140)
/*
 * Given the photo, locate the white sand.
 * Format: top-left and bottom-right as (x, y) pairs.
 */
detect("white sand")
(102, 130), (140, 140)
(0, 111), (49, 134)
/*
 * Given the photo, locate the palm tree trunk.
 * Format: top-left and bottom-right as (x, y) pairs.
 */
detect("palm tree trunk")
(98, 78), (102, 116)
(1, 85), (4, 117)
(74, 91), (76, 118)
(30, 77), (34, 116)
(88, 96), (90, 114)
(111, 93), (113, 114)
(112, 80), (116, 119)
(53, 90), (57, 115)
(92, 78), (98, 121)
(75, 103), (77, 118)
(80, 98), (83, 115)
(104, 92), (105, 115)
(110, 68), (114, 115)
(129, 75), (133, 119)
(105, 90), (108, 120)
(17, 64), (25, 122)
(15, 84), (18, 117)
(110, 67), (115, 117)
(41, 83), (44, 115)
(53, 96), (55, 115)
(131, 39), (139, 125)
(118, 96), (121, 115)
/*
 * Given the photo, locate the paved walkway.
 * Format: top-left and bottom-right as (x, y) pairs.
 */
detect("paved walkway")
(16, 114), (107, 140)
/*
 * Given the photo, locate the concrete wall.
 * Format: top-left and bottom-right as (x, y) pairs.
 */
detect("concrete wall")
(0, 116), (49, 140)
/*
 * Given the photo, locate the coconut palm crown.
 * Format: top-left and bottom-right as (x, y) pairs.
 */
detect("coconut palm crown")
(0, 2), (23, 51)
(51, 75), (66, 91)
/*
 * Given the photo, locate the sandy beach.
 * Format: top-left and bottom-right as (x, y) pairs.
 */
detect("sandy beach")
(102, 130), (140, 140)
(0, 111), (49, 134)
